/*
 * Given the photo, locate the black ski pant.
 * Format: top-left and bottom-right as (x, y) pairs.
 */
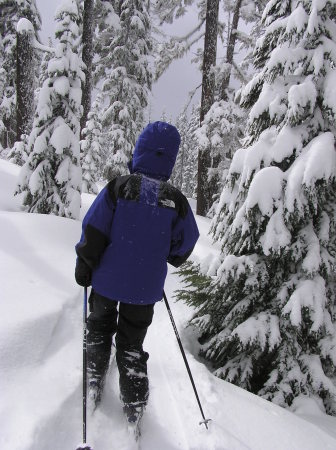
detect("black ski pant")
(87, 290), (154, 406)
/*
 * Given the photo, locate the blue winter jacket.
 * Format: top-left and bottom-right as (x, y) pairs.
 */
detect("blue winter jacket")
(76, 122), (199, 305)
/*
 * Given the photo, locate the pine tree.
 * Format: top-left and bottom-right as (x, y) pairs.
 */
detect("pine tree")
(0, 0), (41, 149)
(16, 0), (84, 219)
(183, 105), (199, 198)
(94, 0), (152, 180)
(171, 112), (188, 190)
(81, 100), (102, 194)
(36, 38), (54, 95)
(196, 96), (246, 215)
(171, 107), (198, 198)
(8, 132), (28, 165)
(178, 0), (336, 414)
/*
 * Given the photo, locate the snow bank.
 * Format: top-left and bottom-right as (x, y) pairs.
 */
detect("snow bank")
(0, 159), (23, 212)
(0, 212), (80, 370)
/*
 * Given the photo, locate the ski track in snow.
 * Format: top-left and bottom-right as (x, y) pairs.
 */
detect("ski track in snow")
(1, 160), (336, 450)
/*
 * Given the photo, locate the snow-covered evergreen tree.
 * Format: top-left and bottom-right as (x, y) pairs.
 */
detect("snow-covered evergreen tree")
(36, 38), (54, 93)
(16, 0), (84, 219)
(8, 133), (29, 165)
(178, 0), (336, 414)
(81, 100), (102, 194)
(171, 112), (188, 190)
(170, 113), (188, 190)
(0, 0), (41, 149)
(183, 105), (200, 198)
(196, 97), (246, 214)
(159, 110), (173, 124)
(171, 106), (198, 198)
(94, 0), (152, 180)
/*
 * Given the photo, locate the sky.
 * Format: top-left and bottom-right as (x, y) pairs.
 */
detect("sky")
(35, 0), (202, 123)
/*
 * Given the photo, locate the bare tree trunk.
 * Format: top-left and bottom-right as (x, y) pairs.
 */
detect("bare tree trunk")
(221, 0), (242, 100)
(80, 0), (94, 136)
(16, 26), (34, 140)
(196, 0), (219, 217)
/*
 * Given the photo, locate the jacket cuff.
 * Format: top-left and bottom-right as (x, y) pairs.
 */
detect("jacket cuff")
(167, 248), (194, 268)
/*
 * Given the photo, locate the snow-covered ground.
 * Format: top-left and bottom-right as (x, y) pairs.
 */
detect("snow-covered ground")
(1, 158), (336, 450)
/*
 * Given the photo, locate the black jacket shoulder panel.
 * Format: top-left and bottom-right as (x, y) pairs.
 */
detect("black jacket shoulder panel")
(107, 175), (189, 219)
(107, 175), (136, 205)
(158, 182), (189, 219)
(118, 174), (142, 202)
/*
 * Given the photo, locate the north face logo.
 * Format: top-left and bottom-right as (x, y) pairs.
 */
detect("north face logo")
(160, 199), (175, 209)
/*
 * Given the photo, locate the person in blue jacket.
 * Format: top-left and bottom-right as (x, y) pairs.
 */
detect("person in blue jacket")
(75, 121), (199, 423)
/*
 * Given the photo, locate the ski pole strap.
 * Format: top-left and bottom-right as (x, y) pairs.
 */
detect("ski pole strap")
(162, 290), (211, 430)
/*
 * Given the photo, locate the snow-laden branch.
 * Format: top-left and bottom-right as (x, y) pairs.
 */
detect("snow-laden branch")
(33, 39), (55, 54)
(16, 18), (54, 53)
(17, 18), (34, 34)
(166, 18), (205, 42)
(155, 31), (205, 80)
(181, 83), (202, 115)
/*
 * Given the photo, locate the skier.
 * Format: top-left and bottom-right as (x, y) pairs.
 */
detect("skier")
(75, 121), (199, 426)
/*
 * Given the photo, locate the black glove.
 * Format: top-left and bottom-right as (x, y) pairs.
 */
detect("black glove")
(75, 257), (92, 287)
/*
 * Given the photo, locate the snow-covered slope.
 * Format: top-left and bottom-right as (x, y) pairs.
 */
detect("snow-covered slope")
(1, 159), (336, 450)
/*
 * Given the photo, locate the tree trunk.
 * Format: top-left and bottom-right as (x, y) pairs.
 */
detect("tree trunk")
(196, 0), (219, 216)
(80, 0), (94, 136)
(221, 0), (242, 100)
(16, 27), (35, 141)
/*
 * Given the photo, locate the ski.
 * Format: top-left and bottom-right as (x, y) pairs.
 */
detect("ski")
(124, 404), (144, 443)
(87, 378), (104, 413)
(88, 342), (117, 414)
(127, 419), (141, 442)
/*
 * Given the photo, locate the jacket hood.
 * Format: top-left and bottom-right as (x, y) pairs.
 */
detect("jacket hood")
(131, 121), (181, 181)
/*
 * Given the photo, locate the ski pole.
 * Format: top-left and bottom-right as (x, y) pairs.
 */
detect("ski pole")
(76, 287), (93, 450)
(162, 290), (211, 430)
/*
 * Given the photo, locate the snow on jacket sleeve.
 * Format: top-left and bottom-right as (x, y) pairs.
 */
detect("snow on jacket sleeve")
(76, 185), (115, 269)
(168, 201), (200, 268)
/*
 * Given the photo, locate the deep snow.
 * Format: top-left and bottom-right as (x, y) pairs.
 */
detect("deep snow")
(1, 159), (336, 450)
